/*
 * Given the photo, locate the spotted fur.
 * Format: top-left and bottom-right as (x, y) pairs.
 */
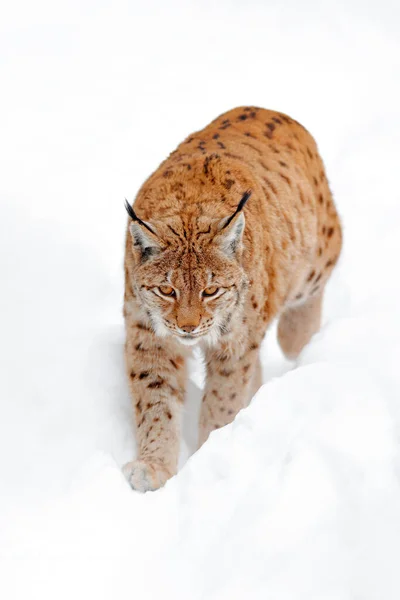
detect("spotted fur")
(123, 106), (342, 491)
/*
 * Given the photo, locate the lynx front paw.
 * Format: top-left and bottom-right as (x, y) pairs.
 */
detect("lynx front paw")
(122, 459), (173, 492)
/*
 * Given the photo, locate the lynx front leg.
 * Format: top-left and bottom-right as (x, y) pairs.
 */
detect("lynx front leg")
(123, 319), (187, 492)
(199, 342), (262, 447)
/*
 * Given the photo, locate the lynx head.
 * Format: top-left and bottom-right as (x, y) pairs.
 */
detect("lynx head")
(125, 191), (251, 346)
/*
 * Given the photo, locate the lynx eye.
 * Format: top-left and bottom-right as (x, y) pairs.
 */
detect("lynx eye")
(158, 285), (175, 297)
(202, 286), (219, 297)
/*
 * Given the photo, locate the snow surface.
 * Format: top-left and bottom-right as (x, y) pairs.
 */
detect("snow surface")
(1, 1), (400, 598)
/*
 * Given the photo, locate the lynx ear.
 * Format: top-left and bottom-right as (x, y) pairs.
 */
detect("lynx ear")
(215, 191), (251, 256)
(125, 200), (161, 261)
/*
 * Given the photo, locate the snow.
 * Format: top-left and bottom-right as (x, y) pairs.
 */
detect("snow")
(1, 0), (400, 598)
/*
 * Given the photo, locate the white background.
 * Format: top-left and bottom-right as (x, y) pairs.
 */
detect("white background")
(1, 1), (400, 598)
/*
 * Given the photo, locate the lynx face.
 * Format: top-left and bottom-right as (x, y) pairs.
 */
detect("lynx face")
(126, 198), (250, 346)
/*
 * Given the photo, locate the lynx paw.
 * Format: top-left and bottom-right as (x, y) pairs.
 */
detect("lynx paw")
(122, 459), (172, 492)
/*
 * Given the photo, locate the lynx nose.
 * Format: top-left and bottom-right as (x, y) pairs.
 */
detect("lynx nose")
(180, 325), (197, 334)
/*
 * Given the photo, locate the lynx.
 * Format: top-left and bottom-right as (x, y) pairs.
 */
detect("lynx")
(122, 106), (342, 491)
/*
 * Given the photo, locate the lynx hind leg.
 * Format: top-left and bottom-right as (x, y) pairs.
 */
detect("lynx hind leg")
(277, 291), (323, 360)
(249, 355), (262, 401)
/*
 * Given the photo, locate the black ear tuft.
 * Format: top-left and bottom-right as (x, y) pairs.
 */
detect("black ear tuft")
(237, 189), (252, 212)
(124, 198), (137, 221)
(215, 190), (251, 257)
(124, 199), (156, 235)
(125, 199), (161, 263)
(221, 190), (252, 230)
